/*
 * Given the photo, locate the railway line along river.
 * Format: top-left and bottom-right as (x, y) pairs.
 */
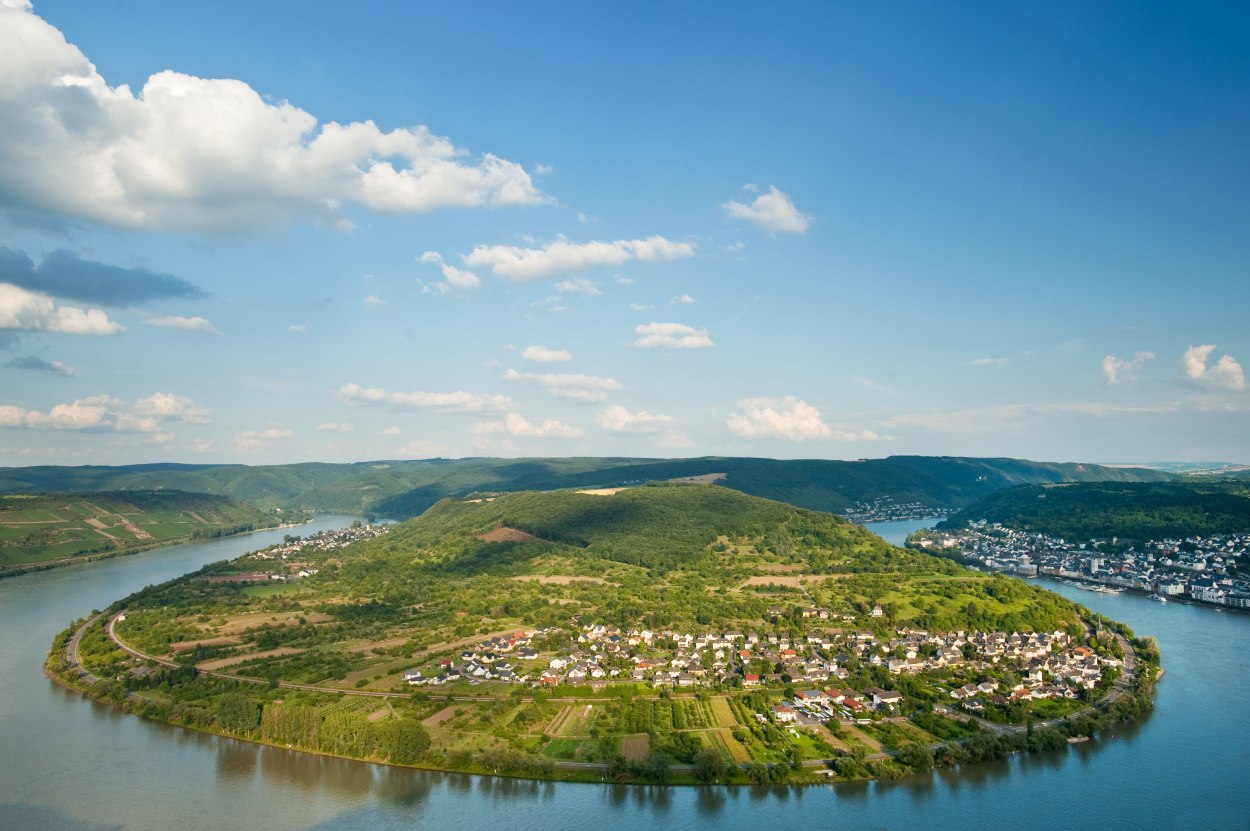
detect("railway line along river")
(1, 517), (1247, 830)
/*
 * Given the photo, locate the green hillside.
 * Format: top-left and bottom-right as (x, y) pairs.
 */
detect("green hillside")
(54, 484), (1155, 785)
(938, 481), (1250, 540)
(0, 455), (1173, 519)
(0, 491), (282, 573)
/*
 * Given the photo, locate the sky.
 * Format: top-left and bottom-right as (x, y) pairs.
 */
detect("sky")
(1, 0), (1247, 467)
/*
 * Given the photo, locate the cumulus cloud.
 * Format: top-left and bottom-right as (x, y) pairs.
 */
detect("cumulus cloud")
(597, 404), (672, 433)
(0, 247), (205, 307)
(0, 391), (209, 439)
(234, 427), (294, 451)
(337, 382), (512, 412)
(287, 322), (311, 334)
(464, 236), (694, 281)
(316, 421), (355, 432)
(0, 282), (122, 335)
(471, 412), (581, 438)
(503, 368), (621, 402)
(0, 4), (546, 232)
(418, 251), (480, 293)
(1181, 345), (1245, 390)
(6, 355), (74, 376)
(670, 294), (696, 305)
(968, 356), (1005, 367)
(554, 278), (602, 296)
(522, 345), (572, 363)
(722, 186), (811, 234)
(634, 321), (714, 349)
(727, 396), (879, 442)
(1102, 351), (1154, 385)
(147, 315), (220, 334)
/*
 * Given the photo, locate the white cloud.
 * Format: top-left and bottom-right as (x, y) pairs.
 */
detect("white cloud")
(234, 427), (294, 451)
(472, 412), (581, 438)
(597, 404), (672, 433)
(418, 251), (480, 292)
(670, 294), (696, 305)
(362, 295), (386, 307)
(464, 235), (694, 281)
(337, 382), (512, 412)
(522, 345), (572, 363)
(554, 278), (602, 296)
(722, 186), (811, 234)
(380, 426), (401, 436)
(1181, 344), (1245, 390)
(727, 396), (878, 442)
(317, 421), (355, 432)
(1102, 351), (1154, 385)
(0, 282), (122, 335)
(503, 368), (621, 402)
(287, 322), (311, 334)
(0, 392), (209, 439)
(968, 356), (1005, 367)
(0, 4), (547, 232)
(634, 321), (714, 349)
(628, 303), (649, 312)
(147, 315), (221, 335)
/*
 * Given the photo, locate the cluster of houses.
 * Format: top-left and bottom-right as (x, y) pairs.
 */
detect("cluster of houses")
(842, 498), (951, 524)
(914, 524), (1250, 609)
(247, 524), (390, 579)
(398, 618), (1112, 724)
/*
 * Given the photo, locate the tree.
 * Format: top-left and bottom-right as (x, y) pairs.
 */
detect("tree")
(693, 746), (731, 782)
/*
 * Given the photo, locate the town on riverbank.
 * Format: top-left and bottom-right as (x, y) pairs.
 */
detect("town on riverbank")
(910, 524), (1250, 609)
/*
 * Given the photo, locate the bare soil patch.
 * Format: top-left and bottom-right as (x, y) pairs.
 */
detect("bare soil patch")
(169, 635), (240, 652)
(197, 647), (304, 671)
(422, 705), (460, 728)
(667, 473), (726, 485)
(511, 574), (617, 587)
(755, 563), (804, 574)
(574, 487), (630, 496)
(199, 611), (334, 636)
(477, 526), (546, 543)
(739, 575), (806, 589)
(621, 733), (649, 762)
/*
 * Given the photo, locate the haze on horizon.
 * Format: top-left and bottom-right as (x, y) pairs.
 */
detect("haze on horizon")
(0, 0), (1247, 467)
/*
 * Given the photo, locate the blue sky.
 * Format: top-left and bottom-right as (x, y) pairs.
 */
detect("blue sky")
(1, 0), (1247, 466)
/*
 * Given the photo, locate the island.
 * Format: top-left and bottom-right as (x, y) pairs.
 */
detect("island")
(47, 484), (1158, 784)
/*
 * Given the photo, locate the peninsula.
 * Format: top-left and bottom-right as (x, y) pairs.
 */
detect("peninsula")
(48, 484), (1157, 784)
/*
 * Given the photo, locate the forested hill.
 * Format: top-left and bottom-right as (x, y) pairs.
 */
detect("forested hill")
(0, 456), (1172, 519)
(937, 482), (1250, 540)
(327, 484), (1085, 634)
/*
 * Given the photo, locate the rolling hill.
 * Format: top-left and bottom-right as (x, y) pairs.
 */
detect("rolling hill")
(0, 455), (1173, 519)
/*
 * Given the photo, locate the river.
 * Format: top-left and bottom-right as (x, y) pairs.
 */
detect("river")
(1, 517), (1247, 830)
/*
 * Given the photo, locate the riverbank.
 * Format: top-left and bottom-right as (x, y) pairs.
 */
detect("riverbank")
(47, 607), (1159, 788)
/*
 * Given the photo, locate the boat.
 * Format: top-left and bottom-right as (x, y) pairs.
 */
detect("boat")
(1148, 594), (1168, 603)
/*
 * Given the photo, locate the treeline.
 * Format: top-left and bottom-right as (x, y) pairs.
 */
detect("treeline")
(939, 482), (1250, 540)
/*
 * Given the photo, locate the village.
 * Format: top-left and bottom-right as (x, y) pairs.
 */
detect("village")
(242, 523), (391, 579)
(400, 617), (1113, 725)
(912, 524), (1250, 609)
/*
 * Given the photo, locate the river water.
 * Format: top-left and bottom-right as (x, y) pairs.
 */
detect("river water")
(1, 517), (1247, 830)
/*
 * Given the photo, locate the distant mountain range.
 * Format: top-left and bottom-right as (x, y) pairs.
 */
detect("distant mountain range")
(0, 456), (1174, 520)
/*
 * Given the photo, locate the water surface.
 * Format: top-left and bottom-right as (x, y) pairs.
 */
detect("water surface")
(1, 517), (1246, 830)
